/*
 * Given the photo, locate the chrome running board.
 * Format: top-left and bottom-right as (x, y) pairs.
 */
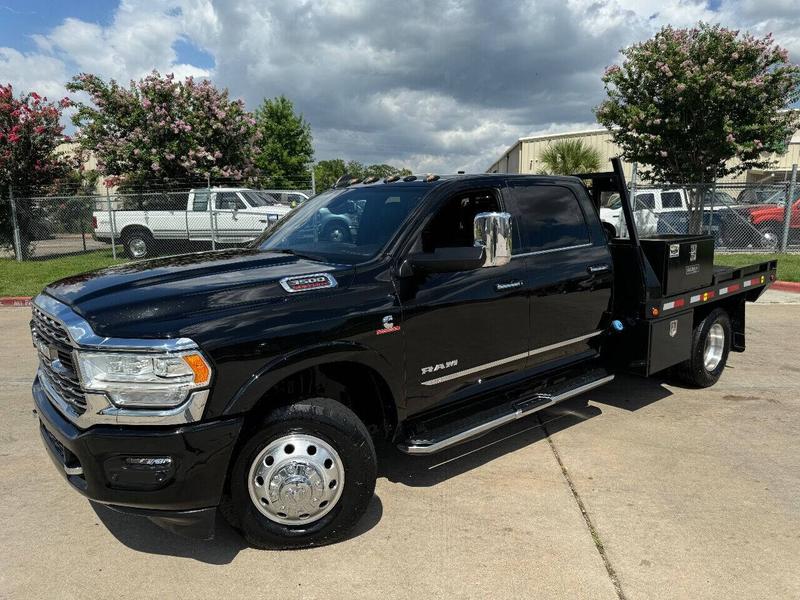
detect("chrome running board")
(398, 374), (614, 455)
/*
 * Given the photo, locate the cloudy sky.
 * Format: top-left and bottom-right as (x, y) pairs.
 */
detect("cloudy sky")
(1, 0), (798, 173)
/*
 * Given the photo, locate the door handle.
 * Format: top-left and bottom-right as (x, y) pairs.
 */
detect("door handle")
(587, 264), (611, 274)
(495, 280), (524, 291)
(259, 219), (268, 223)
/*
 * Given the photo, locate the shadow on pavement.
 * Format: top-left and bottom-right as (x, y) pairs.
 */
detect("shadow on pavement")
(91, 493), (384, 563)
(379, 374), (676, 487)
(91, 375), (674, 561)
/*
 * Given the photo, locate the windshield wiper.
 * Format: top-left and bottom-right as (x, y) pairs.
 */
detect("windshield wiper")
(267, 248), (325, 261)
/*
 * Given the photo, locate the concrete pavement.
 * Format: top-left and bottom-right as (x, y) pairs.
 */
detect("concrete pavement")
(0, 303), (798, 599)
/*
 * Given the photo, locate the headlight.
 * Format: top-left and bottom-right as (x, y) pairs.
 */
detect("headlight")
(75, 351), (211, 408)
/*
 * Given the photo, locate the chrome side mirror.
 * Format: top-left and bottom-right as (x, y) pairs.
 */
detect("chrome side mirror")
(473, 212), (512, 268)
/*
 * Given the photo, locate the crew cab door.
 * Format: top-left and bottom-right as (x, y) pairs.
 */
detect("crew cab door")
(211, 191), (266, 244)
(395, 182), (530, 416)
(504, 180), (612, 369)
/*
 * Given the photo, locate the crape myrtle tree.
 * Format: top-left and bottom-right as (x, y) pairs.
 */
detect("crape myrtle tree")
(67, 71), (259, 197)
(596, 23), (800, 233)
(0, 84), (75, 257)
(254, 96), (314, 189)
(540, 139), (601, 175)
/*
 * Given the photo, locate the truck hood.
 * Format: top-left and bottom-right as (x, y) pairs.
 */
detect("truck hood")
(43, 248), (353, 338)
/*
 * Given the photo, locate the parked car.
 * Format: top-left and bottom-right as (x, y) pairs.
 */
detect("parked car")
(600, 188), (688, 238)
(601, 189), (759, 249)
(31, 160), (775, 549)
(93, 187), (292, 259)
(742, 197), (800, 249)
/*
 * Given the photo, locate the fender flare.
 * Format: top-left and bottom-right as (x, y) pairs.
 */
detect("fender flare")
(222, 340), (403, 420)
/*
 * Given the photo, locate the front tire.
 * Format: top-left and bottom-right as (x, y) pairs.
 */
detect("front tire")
(122, 230), (155, 259)
(675, 308), (731, 388)
(758, 224), (780, 250)
(225, 397), (376, 549)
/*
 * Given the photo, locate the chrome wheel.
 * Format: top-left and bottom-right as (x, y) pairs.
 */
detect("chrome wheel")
(703, 323), (725, 371)
(128, 237), (148, 258)
(760, 228), (779, 250)
(247, 433), (345, 526)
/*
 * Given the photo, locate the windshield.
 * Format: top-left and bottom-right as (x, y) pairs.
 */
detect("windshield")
(242, 191), (281, 207)
(256, 186), (427, 264)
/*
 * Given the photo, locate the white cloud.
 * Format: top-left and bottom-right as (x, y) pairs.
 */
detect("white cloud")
(0, 0), (797, 173)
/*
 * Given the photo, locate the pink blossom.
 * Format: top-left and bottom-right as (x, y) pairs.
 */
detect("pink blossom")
(659, 150), (668, 157)
(676, 83), (686, 93)
(151, 162), (160, 171)
(726, 134), (736, 143)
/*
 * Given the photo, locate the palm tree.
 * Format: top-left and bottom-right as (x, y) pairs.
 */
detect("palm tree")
(539, 139), (602, 175)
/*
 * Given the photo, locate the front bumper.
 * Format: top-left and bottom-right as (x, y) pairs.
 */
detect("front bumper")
(33, 375), (243, 538)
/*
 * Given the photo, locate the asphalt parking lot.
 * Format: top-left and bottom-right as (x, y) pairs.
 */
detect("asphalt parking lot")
(1, 296), (798, 599)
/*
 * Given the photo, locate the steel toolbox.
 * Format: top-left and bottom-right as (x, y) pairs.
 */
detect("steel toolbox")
(639, 234), (714, 296)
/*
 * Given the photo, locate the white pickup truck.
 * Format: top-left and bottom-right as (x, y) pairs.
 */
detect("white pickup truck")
(93, 188), (293, 258)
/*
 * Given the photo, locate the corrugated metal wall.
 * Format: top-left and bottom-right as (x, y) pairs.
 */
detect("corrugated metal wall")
(489, 128), (800, 183)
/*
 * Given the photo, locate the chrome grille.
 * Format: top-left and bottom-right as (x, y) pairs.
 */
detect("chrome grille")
(31, 306), (86, 414)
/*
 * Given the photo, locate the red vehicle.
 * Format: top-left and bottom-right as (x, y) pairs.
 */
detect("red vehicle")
(748, 197), (800, 249)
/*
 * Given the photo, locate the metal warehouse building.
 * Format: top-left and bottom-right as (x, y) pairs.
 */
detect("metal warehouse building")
(487, 127), (800, 184)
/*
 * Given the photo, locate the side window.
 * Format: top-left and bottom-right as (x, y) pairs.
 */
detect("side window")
(215, 192), (245, 210)
(193, 192), (209, 211)
(422, 189), (500, 252)
(661, 192), (683, 209)
(633, 193), (655, 210)
(507, 183), (590, 253)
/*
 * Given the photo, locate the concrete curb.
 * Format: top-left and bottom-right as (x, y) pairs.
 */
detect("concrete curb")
(771, 281), (800, 293)
(0, 297), (32, 307)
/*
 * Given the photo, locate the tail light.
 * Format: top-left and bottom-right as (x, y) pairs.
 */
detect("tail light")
(92, 216), (98, 229)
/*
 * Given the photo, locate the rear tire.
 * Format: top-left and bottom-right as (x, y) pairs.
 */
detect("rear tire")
(224, 397), (376, 549)
(675, 308), (731, 388)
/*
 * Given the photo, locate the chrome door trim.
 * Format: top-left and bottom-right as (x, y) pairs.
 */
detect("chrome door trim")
(527, 330), (603, 357)
(420, 330), (603, 386)
(511, 242), (593, 259)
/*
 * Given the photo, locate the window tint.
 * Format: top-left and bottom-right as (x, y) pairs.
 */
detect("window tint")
(508, 183), (590, 253)
(422, 190), (499, 251)
(215, 192), (245, 210)
(661, 192), (683, 209)
(633, 193), (655, 210)
(193, 192), (209, 211)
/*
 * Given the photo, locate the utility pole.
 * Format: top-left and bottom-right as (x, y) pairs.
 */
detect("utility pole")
(781, 164), (797, 252)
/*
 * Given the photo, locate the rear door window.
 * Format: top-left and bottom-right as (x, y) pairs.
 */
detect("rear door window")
(660, 192), (683, 209)
(506, 182), (591, 254)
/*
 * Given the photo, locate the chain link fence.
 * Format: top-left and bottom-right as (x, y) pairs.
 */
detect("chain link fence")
(1, 181), (313, 262)
(2, 168), (799, 266)
(596, 168), (799, 253)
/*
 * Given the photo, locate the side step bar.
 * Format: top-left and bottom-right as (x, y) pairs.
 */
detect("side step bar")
(398, 374), (614, 455)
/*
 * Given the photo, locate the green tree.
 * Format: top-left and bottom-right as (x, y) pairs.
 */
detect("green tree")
(539, 139), (601, 175)
(313, 159), (412, 192)
(596, 23), (800, 232)
(67, 71), (258, 190)
(313, 159), (347, 192)
(254, 96), (313, 189)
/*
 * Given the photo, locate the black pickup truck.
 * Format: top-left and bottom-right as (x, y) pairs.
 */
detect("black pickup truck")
(30, 159), (776, 549)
